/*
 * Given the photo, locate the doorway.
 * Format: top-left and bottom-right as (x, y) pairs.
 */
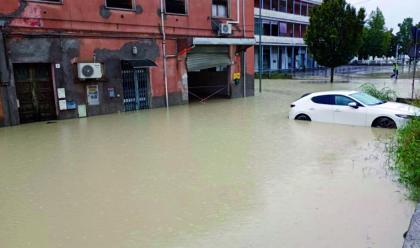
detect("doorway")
(121, 62), (150, 112)
(13, 63), (56, 124)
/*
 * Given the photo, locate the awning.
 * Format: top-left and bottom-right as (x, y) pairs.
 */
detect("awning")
(122, 59), (157, 68)
(192, 38), (256, 46)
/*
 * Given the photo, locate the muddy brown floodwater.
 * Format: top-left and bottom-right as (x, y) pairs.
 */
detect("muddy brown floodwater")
(1, 78), (418, 248)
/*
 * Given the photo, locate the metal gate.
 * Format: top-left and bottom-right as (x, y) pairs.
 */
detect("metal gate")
(122, 67), (150, 111)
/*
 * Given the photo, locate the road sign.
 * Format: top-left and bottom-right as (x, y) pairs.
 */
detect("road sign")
(412, 27), (420, 41)
(409, 44), (420, 58)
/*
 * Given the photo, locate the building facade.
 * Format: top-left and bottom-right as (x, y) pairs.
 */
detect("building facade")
(254, 0), (321, 73)
(0, 0), (255, 126)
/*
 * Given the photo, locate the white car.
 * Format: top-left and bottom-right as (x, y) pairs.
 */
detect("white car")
(289, 90), (420, 128)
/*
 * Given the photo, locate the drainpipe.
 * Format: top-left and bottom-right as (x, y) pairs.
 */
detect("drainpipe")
(242, 0), (246, 97)
(258, 0), (262, 93)
(159, 0), (169, 108)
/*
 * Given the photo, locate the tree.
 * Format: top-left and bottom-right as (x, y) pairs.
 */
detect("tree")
(359, 8), (391, 59)
(386, 30), (398, 58)
(396, 18), (414, 56)
(305, 0), (365, 82)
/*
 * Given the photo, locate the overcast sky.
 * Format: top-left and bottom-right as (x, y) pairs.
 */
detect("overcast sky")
(346, 0), (419, 32)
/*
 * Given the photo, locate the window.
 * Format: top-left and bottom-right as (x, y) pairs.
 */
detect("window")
(254, 18), (261, 35)
(312, 95), (335, 105)
(335, 95), (354, 106)
(287, 22), (293, 37)
(165, 0), (187, 14)
(301, 25), (307, 37)
(106, 0), (134, 10)
(263, 46), (271, 70)
(350, 92), (383, 106)
(212, 0), (228, 17)
(287, 0), (293, 13)
(279, 22), (287, 36)
(263, 22), (270, 36)
(279, 0), (287, 12)
(294, 0), (301, 15)
(263, 0), (270, 9)
(294, 24), (301, 38)
(301, 2), (307, 16)
(272, 0), (279, 11)
(271, 22), (279, 36)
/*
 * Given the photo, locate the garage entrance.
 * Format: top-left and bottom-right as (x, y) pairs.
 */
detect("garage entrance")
(187, 46), (231, 102)
(13, 63), (56, 124)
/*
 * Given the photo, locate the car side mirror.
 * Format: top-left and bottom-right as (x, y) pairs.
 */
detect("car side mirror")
(348, 102), (358, 109)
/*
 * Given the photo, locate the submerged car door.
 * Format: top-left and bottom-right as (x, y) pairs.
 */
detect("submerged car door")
(309, 95), (335, 123)
(333, 95), (367, 126)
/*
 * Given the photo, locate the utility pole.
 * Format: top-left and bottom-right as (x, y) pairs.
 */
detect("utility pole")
(412, 28), (418, 99)
(258, 0), (262, 93)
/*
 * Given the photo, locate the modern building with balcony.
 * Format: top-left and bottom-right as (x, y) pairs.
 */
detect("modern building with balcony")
(254, 0), (322, 73)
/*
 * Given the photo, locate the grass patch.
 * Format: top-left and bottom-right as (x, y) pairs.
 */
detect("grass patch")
(389, 118), (420, 200)
(255, 72), (293, 79)
(359, 83), (397, 101)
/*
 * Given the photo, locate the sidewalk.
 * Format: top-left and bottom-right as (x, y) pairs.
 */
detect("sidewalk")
(404, 202), (420, 248)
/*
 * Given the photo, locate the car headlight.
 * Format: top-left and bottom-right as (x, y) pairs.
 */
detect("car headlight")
(395, 114), (414, 119)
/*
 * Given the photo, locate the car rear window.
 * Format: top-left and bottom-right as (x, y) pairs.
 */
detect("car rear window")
(311, 95), (334, 105)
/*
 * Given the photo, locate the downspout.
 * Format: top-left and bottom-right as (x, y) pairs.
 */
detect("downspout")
(242, 0), (246, 97)
(159, 0), (169, 108)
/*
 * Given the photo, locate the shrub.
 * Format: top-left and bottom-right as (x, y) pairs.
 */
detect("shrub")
(359, 83), (397, 101)
(390, 118), (420, 200)
(255, 72), (293, 79)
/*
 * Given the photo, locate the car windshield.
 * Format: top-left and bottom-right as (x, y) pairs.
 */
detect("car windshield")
(350, 92), (384, 106)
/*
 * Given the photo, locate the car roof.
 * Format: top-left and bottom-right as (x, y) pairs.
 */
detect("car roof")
(309, 90), (359, 97)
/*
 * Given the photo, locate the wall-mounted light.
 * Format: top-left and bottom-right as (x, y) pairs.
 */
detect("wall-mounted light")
(132, 46), (138, 56)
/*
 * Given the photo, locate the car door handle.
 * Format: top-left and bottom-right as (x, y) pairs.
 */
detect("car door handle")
(334, 109), (341, 112)
(309, 108), (315, 111)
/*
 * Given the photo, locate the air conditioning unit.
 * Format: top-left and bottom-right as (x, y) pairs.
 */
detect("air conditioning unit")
(77, 63), (103, 80)
(219, 23), (232, 35)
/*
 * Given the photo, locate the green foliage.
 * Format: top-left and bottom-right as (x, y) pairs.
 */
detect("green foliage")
(359, 83), (397, 101)
(396, 18), (414, 55)
(390, 118), (420, 200)
(359, 8), (392, 59)
(386, 30), (398, 58)
(305, 0), (365, 82)
(255, 72), (292, 79)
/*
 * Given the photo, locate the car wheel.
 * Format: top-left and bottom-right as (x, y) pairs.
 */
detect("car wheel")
(295, 114), (311, 121)
(372, 117), (397, 129)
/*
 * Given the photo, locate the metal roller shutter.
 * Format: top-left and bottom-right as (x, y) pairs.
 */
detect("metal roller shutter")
(187, 46), (231, 71)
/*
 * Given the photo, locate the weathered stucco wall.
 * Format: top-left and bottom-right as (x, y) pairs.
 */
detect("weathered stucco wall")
(0, 0), (255, 126)
(0, 0), (254, 38)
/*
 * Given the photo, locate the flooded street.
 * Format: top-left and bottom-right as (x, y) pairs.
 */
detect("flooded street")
(0, 78), (418, 248)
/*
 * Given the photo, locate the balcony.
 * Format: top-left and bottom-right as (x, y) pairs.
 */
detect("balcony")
(255, 35), (306, 46)
(254, 8), (310, 24)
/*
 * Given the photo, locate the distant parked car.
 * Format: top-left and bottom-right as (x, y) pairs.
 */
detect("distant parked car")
(289, 91), (420, 128)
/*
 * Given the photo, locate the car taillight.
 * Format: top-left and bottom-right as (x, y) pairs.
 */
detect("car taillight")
(290, 104), (295, 108)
